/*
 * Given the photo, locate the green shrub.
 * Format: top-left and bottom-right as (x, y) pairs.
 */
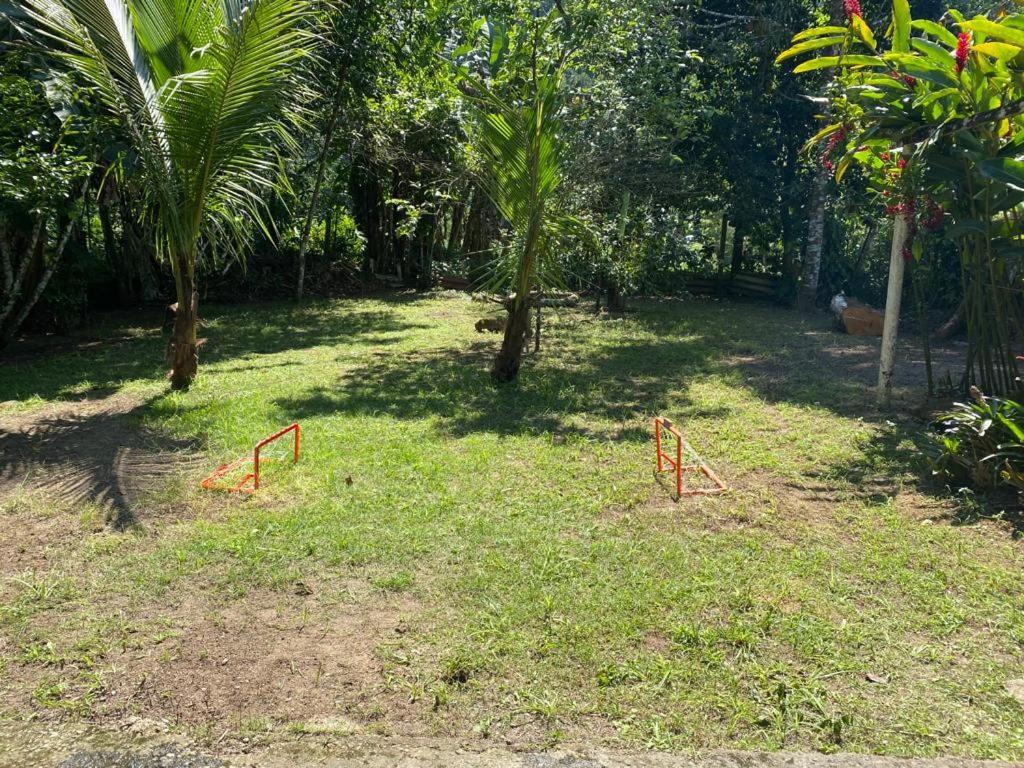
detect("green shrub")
(929, 388), (1024, 492)
(279, 213), (365, 264)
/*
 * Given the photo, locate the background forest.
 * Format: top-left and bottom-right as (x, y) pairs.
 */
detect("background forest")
(0, 0), (994, 354)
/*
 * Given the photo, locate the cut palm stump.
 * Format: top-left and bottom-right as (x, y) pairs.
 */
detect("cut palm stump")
(654, 417), (728, 499)
(201, 423), (301, 494)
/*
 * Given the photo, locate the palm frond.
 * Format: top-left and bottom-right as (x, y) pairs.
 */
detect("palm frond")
(461, 65), (587, 298)
(17, 0), (315, 269)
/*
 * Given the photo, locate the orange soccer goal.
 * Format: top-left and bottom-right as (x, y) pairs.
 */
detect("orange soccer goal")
(201, 423), (301, 494)
(654, 417), (727, 499)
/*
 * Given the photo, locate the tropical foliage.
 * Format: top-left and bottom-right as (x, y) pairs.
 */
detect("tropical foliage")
(457, 10), (594, 381)
(1, 0), (1019, 395)
(780, 0), (1024, 393)
(931, 385), (1024, 491)
(12, 0), (314, 387)
(0, 53), (93, 344)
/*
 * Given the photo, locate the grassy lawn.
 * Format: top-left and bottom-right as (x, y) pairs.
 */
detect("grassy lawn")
(1, 294), (1023, 759)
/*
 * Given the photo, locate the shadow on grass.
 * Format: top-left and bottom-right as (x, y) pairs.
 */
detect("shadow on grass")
(6, 292), (990, 532)
(274, 333), (718, 441)
(937, 489), (1024, 538)
(0, 300), (426, 403)
(0, 394), (199, 529)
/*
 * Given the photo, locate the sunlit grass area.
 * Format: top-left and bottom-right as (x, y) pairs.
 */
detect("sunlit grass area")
(1, 295), (1023, 759)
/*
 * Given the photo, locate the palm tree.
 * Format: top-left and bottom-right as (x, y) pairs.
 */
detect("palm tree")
(462, 22), (588, 383)
(15, 0), (314, 388)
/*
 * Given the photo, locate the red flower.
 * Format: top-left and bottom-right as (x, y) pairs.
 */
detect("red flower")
(888, 71), (916, 88)
(955, 32), (971, 73)
(820, 126), (847, 174)
(843, 0), (862, 20)
(897, 157), (908, 170)
(885, 198), (917, 220)
(902, 245), (914, 263)
(922, 199), (944, 231)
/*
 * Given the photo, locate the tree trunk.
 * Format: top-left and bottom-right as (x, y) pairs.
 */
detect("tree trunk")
(493, 298), (532, 383)
(462, 189), (500, 278)
(878, 212), (910, 406)
(350, 152), (385, 279)
(730, 226), (745, 275)
(169, 271), (199, 391)
(716, 214), (729, 294)
(296, 84), (344, 301)
(493, 210), (541, 383)
(797, 0), (844, 314)
(98, 177), (141, 306)
(118, 183), (160, 302)
(535, 297), (542, 353)
(780, 141), (799, 281)
(447, 203), (465, 255)
(324, 207), (334, 258)
(4, 213), (80, 344)
(605, 280), (624, 311)
(852, 219), (880, 278)
(0, 215), (45, 330)
(797, 166), (828, 312)
(0, 225), (13, 296)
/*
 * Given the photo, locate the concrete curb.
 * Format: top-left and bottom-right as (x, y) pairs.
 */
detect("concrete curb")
(3, 722), (1019, 768)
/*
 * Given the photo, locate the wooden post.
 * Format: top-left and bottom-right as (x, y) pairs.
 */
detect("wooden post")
(878, 213), (910, 406)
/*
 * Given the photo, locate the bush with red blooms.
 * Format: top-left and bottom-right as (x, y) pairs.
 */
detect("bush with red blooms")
(820, 126), (848, 173)
(780, 3), (1024, 393)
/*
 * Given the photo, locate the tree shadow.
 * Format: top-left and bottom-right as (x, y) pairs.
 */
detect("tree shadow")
(935, 489), (1024, 539)
(4, 292), (994, 534)
(0, 394), (200, 529)
(200, 302), (428, 363)
(274, 327), (726, 441)
(0, 300), (426, 404)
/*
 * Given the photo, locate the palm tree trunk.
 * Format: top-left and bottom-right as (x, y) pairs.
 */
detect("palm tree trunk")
(493, 214), (542, 383)
(169, 267), (199, 390)
(493, 298), (532, 383)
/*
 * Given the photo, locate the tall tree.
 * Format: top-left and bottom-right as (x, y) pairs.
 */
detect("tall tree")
(796, 0), (844, 313)
(460, 10), (590, 383)
(16, 0), (315, 388)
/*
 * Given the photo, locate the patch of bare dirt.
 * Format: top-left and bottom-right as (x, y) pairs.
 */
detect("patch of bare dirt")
(0, 391), (201, 534)
(90, 588), (425, 734)
(728, 329), (967, 401)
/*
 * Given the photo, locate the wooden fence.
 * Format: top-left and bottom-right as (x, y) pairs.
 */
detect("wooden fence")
(686, 271), (780, 301)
